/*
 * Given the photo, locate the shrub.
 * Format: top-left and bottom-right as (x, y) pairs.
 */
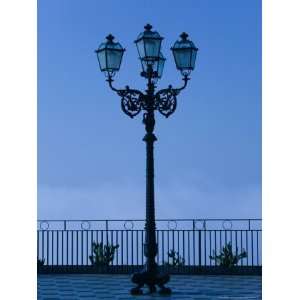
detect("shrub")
(37, 258), (45, 268)
(89, 242), (119, 267)
(164, 250), (185, 267)
(209, 242), (247, 267)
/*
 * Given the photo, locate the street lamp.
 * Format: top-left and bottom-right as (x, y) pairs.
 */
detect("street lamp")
(95, 34), (125, 77)
(95, 24), (198, 295)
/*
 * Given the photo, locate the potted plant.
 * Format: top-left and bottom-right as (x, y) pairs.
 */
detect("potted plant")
(209, 242), (247, 271)
(163, 250), (185, 273)
(89, 242), (119, 272)
(37, 257), (45, 273)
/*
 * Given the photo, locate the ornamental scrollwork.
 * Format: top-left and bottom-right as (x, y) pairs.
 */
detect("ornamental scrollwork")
(155, 87), (178, 118)
(119, 88), (144, 118)
(107, 75), (189, 119)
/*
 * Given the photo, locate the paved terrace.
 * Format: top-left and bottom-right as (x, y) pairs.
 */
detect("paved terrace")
(38, 274), (262, 300)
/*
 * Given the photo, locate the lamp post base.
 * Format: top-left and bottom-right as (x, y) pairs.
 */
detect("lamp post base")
(130, 268), (171, 295)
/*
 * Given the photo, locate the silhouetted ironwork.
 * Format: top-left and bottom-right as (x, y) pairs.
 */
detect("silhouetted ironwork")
(95, 24), (200, 294)
(37, 218), (262, 272)
(37, 218), (262, 231)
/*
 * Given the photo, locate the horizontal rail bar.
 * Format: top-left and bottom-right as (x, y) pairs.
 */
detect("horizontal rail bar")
(37, 219), (262, 231)
(38, 218), (262, 222)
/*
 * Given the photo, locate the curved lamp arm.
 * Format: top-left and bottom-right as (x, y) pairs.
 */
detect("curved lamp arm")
(106, 76), (125, 95)
(153, 75), (190, 118)
(174, 75), (190, 93)
(106, 76), (143, 97)
(106, 75), (145, 118)
(155, 75), (190, 98)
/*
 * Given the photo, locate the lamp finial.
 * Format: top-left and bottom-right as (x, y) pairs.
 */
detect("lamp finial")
(144, 24), (153, 31)
(180, 32), (189, 41)
(106, 34), (115, 42)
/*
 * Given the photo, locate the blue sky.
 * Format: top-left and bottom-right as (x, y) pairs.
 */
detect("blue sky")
(38, 0), (261, 219)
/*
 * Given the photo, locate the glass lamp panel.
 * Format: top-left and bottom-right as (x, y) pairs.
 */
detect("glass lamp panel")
(140, 58), (147, 73)
(152, 59), (158, 72)
(190, 48), (197, 69)
(136, 39), (145, 59)
(157, 57), (165, 78)
(144, 38), (161, 59)
(173, 48), (192, 70)
(97, 50), (107, 71)
(106, 49), (123, 70)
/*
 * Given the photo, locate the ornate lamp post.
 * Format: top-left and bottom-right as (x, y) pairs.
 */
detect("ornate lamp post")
(95, 24), (198, 295)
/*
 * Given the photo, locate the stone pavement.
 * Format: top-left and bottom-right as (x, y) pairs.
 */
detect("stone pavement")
(37, 274), (262, 300)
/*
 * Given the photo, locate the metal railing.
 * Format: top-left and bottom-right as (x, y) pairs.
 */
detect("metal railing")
(37, 219), (262, 268)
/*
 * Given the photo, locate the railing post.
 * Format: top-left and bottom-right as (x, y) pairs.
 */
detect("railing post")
(64, 220), (67, 231)
(106, 220), (109, 246)
(248, 219), (251, 231)
(192, 220), (195, 266)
